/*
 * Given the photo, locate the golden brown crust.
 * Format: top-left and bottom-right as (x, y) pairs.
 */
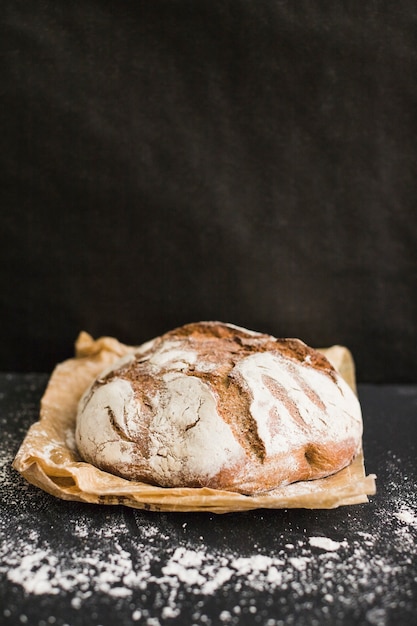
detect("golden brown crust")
(76, 322), (362, 494)
(165, 322), (337, 380)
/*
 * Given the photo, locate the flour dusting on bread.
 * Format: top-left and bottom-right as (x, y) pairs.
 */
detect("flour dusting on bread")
(75, 322), (362, 494)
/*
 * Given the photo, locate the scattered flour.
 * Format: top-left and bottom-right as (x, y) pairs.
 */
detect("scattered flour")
(1, 377), (417, 626)
(1, 493), (416, 625)
(309, 537), (344, 552)
(394, 506), (417, 528)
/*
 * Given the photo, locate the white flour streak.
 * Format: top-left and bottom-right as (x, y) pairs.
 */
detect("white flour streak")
(309, 537), (344, 551)
(394, 506), (417, 528)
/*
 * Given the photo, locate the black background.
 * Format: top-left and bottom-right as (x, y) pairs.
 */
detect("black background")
(1, 1), (416, 381)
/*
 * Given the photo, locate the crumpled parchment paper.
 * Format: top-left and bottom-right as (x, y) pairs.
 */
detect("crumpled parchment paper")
(13, 332), (376, 513)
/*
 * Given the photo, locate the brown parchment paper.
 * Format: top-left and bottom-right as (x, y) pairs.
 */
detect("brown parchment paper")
(13, 332), (376, 513)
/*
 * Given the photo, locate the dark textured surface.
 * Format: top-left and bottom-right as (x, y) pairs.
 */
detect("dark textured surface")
(1, 374), (416, 625)
(1, 1), (417, 380)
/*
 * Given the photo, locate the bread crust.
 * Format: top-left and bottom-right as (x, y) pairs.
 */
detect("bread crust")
(75, 322), (362, 494)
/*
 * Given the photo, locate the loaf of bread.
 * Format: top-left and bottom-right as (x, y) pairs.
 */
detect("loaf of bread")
(75, 322), (363, 494)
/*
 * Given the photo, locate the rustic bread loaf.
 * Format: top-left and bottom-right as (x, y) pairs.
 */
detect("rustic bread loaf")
(75, 322), (363, 494)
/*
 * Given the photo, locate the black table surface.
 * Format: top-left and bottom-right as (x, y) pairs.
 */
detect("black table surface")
(0, 374), (416, 626)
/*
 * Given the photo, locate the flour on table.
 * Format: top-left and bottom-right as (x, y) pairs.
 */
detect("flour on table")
(2, 492), (416, 626)
(394, 506), (417, 528)
(1, 378), (416, 626)
(309, 537), (345, 551)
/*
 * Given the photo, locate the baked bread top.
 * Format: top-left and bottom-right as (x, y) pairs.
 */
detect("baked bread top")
(75, 322), (363, 494)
